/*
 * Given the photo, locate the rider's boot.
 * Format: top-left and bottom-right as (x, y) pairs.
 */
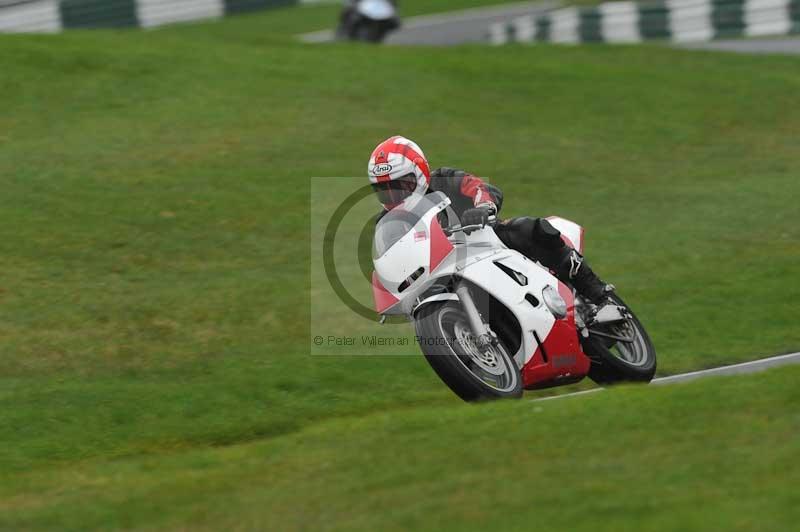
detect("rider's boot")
(556, 248), (615, 305)
(496, 217), (615, 306)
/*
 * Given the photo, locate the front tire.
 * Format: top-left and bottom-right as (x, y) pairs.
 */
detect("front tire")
(415, 302), (523, 402)
(581, 293), (657, 384)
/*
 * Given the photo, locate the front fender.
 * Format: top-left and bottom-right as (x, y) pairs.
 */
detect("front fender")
(411, 293), (459, 318)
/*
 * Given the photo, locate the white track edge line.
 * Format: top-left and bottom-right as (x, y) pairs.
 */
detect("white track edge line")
(530, 351), (800, 402)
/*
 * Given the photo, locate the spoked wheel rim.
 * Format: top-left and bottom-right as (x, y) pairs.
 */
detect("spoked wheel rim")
(437, 307), (518, 393)
(603, 318), (651, 368)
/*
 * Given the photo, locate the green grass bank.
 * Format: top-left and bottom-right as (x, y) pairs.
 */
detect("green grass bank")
(0, 3), (798, 527)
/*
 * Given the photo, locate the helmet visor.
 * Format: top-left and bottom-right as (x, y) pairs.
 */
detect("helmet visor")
(371, 174), (417, 207)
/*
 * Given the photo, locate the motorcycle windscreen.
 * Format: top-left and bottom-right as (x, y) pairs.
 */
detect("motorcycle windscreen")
(372, 192), (447, 260)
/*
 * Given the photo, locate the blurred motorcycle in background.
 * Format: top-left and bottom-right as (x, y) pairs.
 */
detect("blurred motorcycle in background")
(336, 0), (400, 43)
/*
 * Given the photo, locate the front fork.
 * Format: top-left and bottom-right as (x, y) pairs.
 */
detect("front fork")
(455, 285), (496, 348)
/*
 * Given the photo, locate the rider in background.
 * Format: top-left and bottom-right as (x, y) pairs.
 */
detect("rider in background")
(336, 0), (400, 42)
(368, 135), (615, 307)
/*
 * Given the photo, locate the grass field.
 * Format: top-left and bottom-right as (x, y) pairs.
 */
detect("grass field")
(3, 366), (799, 530)
(1, 2), (799, 528)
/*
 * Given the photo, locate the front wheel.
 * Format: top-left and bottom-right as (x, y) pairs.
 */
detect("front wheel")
(415, 302), (523, 402)
(581, 293), (657, 384)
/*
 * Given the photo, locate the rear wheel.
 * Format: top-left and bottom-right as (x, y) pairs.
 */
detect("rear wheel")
(581, 293), (657, 384)
(415, 302), (523, 401)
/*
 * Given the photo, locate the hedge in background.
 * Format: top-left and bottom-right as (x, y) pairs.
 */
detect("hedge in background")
(1, 0), (304, 32)
(60, 0), (139, 29)
(224, 0), (296, 16)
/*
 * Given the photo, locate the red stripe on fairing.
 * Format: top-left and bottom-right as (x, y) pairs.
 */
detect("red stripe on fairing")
(545, 216), (584, 253)
(560, 234), (576, 249)
(557, 281), (575, 314)
(521, 281), (591, 389)
(372, 271), (399, 313)
(428, 217), (453, 272)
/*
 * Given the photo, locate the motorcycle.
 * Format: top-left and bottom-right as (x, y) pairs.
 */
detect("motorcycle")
(371, 192), (657, 401)
(336, 0), (400, 43)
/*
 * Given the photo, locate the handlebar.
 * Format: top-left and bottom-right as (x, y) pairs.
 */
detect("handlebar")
(443, 215), (497, 236)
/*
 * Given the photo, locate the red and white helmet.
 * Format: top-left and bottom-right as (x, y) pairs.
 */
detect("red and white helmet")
(367, 136), (431, 209)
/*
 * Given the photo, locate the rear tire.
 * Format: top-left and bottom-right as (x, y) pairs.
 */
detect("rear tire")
(415, 302), (523, 402)
(582, 293), (657, 385)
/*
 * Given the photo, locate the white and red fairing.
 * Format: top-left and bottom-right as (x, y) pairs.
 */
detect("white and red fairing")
(371, 194), (454, 314)
(372, 194), (591, 389)
(546, 216), (584, 254)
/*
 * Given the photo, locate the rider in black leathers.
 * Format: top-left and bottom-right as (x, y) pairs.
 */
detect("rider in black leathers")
(427, 167), (612, 304)
(368, 137), (613, 305)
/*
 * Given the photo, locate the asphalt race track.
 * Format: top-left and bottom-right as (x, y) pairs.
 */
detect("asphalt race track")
(300, 0), (557, 45)
(302, 2), (800, 53)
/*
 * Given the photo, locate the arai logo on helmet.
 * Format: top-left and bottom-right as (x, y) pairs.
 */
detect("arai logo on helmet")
(372, 163), (393, 175)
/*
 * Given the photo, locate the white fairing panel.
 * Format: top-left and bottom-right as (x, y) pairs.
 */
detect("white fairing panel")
(546, 216), (584, 253)
(373, 229), (429, 292)
(373, 193), (451, 315)
(455, 244), (560, 368)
